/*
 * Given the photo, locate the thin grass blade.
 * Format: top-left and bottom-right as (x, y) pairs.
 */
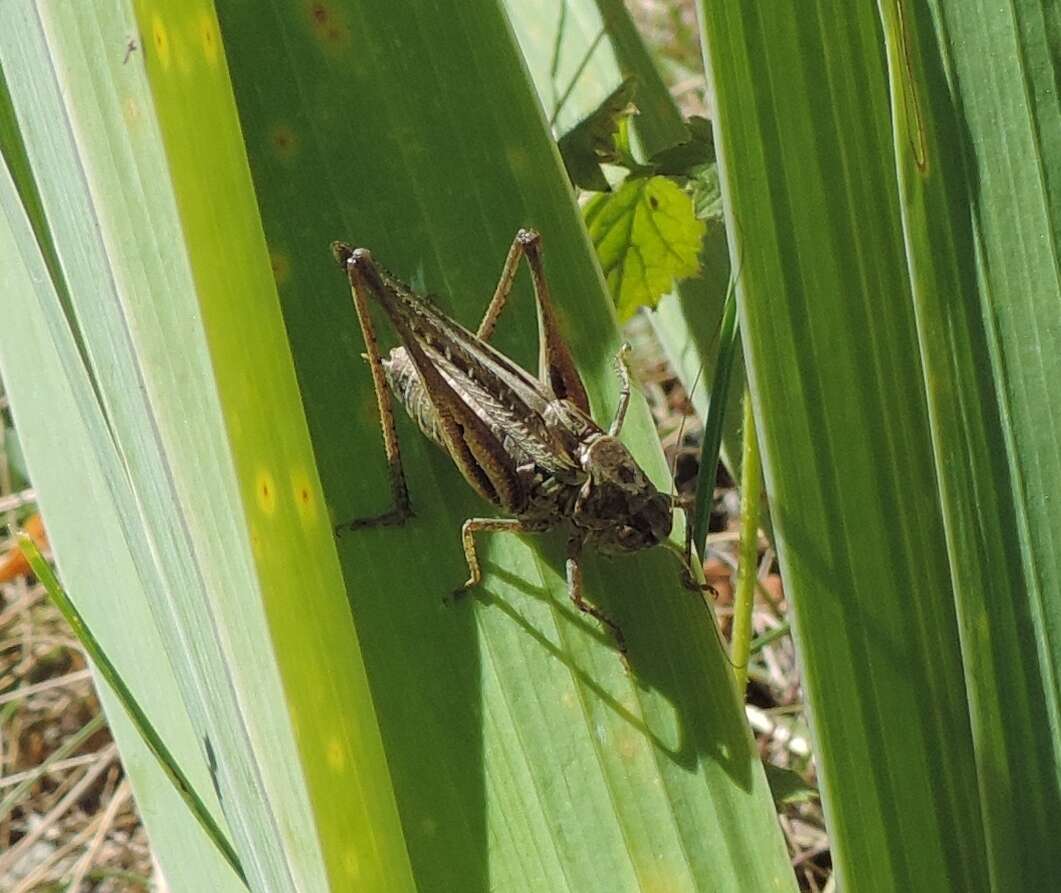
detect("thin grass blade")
(16, 532), (246, 887)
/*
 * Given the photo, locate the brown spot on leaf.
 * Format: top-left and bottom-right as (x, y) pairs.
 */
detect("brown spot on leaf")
(270, 125), (299, 160)
(305, 0), (350, 49)
(270, 251), (291, 286)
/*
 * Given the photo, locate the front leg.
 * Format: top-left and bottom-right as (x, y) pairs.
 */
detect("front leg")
(608, 343), (633, 437)
(566, 535), (626, 653)
(677, 505), (715, 595)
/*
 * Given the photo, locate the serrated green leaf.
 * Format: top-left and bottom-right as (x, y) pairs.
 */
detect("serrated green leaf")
(584, 175), (705, 319)
(557, 74), (637, 191)
(646, 115), (715, 178)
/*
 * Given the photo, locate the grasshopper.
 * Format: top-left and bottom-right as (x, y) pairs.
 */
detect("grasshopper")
(332, 228), (703, 651)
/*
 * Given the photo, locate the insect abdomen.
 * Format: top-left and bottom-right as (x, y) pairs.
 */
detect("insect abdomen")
(382, 347), (450, 451)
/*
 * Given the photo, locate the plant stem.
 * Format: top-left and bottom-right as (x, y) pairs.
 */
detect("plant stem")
(731, 389), (760, 695)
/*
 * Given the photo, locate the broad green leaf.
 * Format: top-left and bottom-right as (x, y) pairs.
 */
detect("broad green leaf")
(0, 141), (243, 892)
(2, 1), (797, 888)
(878, 0), (1061, 884)
(693, 0), (1061, 887)
(212, 0), (794, 890)
(505, 0), (624, 137)
(584, 175), (705, 319)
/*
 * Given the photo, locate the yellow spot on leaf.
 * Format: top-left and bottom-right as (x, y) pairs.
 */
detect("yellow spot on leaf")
(198, 10), (220, 65)
(326, 737), (346, 771)
(342, 848), (361, 880)
(642, 872), (688, 893)
(291, 470), (318, 525)
(151, 15), (171, 69)
(256, 469), (277, 515)
(617, 733), (641, 762)
(122, 96), (141, 127)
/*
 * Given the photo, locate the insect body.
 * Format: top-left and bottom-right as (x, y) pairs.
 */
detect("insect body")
(333, 228), (700, 651)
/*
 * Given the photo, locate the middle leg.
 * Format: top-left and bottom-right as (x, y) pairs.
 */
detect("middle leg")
(454, 517), (529, 596)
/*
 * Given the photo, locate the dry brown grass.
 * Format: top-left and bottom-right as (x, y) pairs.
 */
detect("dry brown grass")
(0, 401), (154, 892)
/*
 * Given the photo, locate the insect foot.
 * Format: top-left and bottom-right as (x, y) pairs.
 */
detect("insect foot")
(333, 504), (414, 537)
(445, 583), (473, 606)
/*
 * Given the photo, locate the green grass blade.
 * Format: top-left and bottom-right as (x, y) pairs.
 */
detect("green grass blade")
(16, 533), (247, 887)
(879, 0), (1061, 884)
(696, 3), (990, 888)
(210, 0), (794, 889)
(730, 391), (760, 696)
(691, 282), (738, 557)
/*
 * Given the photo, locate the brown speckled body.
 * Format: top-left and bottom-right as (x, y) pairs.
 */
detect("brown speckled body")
(380, 322), (672, 553)
(334, 229), (697, 652)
